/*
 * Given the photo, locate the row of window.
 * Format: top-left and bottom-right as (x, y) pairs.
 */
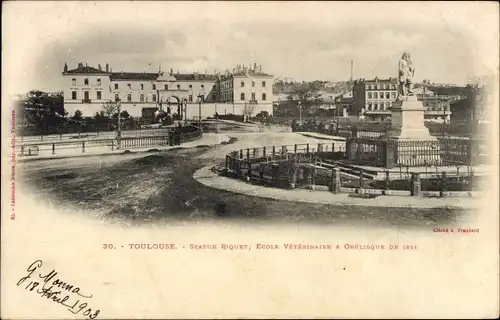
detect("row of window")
(240, 80), (266, 88)
(71, 91), (267, 103)
(241, 92), (266, 101)
(71, 78), (213, 91)
(73, 78), (102, 86)
(71, 91), (101, 101)
(71, 78), (268, 90)
(367, 92), (397, 99)
(365, 84), (397, 90)
(366, 102), (393, 111)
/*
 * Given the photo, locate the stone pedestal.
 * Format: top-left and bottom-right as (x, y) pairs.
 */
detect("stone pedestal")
(388, 95), (434, 140)
(387, 95), (441, 167)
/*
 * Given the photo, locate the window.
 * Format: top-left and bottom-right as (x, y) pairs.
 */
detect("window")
(72, 78), (76, 85)
(140, 94), (144, 102)
(384, 84), (388, 90)
(385, 92), (390, 99)
(152, 94), (157, 102)
(252, 81), (255, 87)
(127, 94), (131, 102)
(262, 93), (267, 101)
(128, 83), (131, 89)
(72, 91), (77, 100)
(251, 92), (256, 101)
(84, 91), (89, 101)
(114, 93), (119, 101)
(114, 83), (119, 90)
(96, 91), (102, 100)
(97, 78), (101, 86)
(189, 84), (193, 89)
(391, 92), (396, 99)
(262, 81), (266, 87)
(241, 93), (245, 100)
(380, 91), (384, 99)
(373, 92), (378, 99)
(84, 78), (89, 85)
(152, 84), (156, 90)
(201, 84), (204, 89)
(164, 84), (168, 90)
(141, 84), (144, 90)
(241, 81), (245, 88)
(177, 84), (180, 90)
(368, 92), (372, 99)
(189, 95), (193, 102)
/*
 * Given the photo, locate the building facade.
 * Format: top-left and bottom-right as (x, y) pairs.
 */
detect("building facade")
(217, 63), (274, 117)
(62, 62), (274, 119)
(352, 77), (398, 121)
(352, 77), (458, 122)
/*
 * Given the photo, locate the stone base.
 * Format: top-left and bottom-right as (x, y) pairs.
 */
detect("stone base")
(389, 95), (435, 140)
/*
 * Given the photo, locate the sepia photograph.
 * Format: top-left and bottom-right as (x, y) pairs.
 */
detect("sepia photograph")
(2, 1), (499, 319)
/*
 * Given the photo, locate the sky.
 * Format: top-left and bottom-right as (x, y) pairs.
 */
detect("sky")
(3, 1), (498, 94)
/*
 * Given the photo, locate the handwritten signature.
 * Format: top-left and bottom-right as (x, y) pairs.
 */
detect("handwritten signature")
(17, 260), (100, 319)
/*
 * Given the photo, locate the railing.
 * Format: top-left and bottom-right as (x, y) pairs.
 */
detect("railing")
(347, 138), (387, 167)
(17, 128), (203, 157)
(346, 136), (476, 168)
(82, 99), (92, 103)
(222, 141), (478, 197)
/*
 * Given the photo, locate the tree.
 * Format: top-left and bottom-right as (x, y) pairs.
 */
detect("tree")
(22, 90), (65, 133)
(120, 110), (130, 119)
(72, 110), (83, 121)
(101, 101), (119, 118)
(255, 111), (269, 120)
(286, 83), (323, 114)
(242, 103), (256, 120)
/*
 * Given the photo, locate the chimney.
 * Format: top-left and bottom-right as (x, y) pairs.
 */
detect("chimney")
(254, 62), (257, 70)
(98, 64), (102, 71)
(170, 68), (173, 75)
(85, 63), (88, 67)
(350, 60), (353, 83)
(105, 62), (109, 73)
(259, 64), (262, 72)
(63, 62), (68, 73)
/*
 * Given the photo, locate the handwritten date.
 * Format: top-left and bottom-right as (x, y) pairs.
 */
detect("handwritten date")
(17, 260), (100, 319)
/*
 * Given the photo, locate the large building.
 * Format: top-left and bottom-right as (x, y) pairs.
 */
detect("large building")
(62, 62), (274, 119)
(352, 77), (460, 122)
(352, 77), (399, 121)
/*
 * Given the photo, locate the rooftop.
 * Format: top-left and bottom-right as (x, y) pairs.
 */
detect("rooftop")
(63, 65), (107, 75)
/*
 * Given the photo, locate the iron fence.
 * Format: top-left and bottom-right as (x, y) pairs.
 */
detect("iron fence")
(346, 136), (477, 167)
(17, 129), (203, 157)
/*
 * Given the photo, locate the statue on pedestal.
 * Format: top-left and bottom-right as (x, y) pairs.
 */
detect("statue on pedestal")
(397, 52), (415, 100)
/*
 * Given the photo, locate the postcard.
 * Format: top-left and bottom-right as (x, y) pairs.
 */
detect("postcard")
(2, 1), (499, 319)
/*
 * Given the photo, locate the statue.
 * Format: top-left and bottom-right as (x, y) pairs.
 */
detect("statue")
(397, 52), (415, 100)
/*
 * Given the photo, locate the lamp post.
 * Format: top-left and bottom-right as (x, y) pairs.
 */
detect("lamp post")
(197, 88), (205, 128)
(115, 97), (122, 149)
(298, 100), (302, 125)
(183, 98), (188, 126)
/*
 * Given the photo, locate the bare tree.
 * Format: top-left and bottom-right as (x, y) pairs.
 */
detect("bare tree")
(101, 101), (119, 118)
(242, 103), (256, 120)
